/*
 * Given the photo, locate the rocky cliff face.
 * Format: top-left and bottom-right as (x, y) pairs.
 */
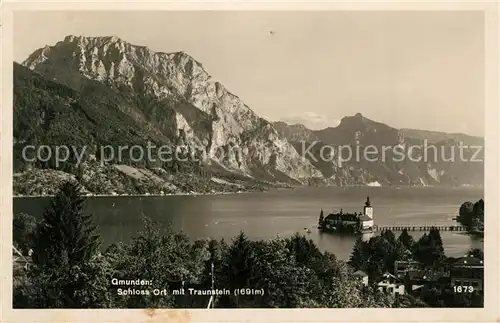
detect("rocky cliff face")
(22, 35), (322, 184)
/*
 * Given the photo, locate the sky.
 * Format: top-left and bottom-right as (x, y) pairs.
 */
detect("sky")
(14, 11), (485, 136)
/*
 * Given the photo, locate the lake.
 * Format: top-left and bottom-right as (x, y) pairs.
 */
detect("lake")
(13, 186), (484, 260)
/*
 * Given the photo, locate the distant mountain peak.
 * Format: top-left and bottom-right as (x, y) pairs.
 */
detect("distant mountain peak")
(63, 34), (122, 44)
(274, 121), (309, 129)
(23, 35), (209, 84)
(58, 35), (200, 62)
(63, 34), (83, 42)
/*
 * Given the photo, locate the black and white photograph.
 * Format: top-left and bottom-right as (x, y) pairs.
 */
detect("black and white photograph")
(5, 5), (497, 316)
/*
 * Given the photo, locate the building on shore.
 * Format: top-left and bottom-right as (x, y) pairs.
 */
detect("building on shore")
(450, 255), (484, 292)
(377, 272), (405, 296)
(320, 196), (375, 234)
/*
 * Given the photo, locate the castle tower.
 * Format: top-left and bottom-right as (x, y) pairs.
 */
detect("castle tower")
(364, 196), (373, 219)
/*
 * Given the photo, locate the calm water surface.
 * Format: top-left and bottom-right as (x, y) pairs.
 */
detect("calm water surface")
(14, 186), (484, 260)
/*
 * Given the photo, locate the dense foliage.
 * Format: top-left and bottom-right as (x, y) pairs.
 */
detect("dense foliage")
(13, 63), (170, 172)
(349, 229), (414, 280)
(13, 212), (37, 255)
(457, 199), (484, 234)
(318, 209), (325, 229)
(14, 182), (111, 308)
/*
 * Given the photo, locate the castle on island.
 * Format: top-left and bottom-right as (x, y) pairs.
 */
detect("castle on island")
(319, 196), (375, 234)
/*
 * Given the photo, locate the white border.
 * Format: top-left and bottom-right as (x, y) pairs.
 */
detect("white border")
(1, 1), (498, 323)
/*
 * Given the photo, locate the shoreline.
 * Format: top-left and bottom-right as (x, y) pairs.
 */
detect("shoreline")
(13, 190), (255, 199)
(12, 183), (483, 199)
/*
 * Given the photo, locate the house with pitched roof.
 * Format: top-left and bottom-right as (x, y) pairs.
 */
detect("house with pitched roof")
(377, 272), (405, 296)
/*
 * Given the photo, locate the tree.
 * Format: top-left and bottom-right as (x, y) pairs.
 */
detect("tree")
(312, 251), (338, 287)
(457, 201), (475, 229)
(459, 201), (474, 218)
(348, 237), (368, 271)
(473, 199), (484, 228)
(381, 230), (397, 246)
(319, 260), (395, 308)
(428, 227), (444, 254)
(286, 233), (322, 266)
(249, 237), (314, 308)
(412, 229), (445, 267)
(428, 227), (445, 267)
(457, 199), (484, 234)
(13, 214), (37, 308)
(393, 294), (428, 308)
(18, 181), (109, 308)
(397, 229), (415, 250)
(472, 199), (484, 217)
(366, 230), (414, 276)
(31, 181), (100, 267)
(13, 212), (37, 255)
(109, 216), (208, 308)
(318, 209), (325, 228)
(218, 232), (255, 307)
(388, 240), (413, 272)
(364, 236), (393, 279)
(199, 238), (228, 293)
(75, 164), (85, 183)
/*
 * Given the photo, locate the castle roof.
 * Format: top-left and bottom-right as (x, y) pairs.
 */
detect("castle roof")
(359, 214), (372, 222)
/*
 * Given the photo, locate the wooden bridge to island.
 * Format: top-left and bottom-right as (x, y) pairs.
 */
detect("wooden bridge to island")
(373, 225), (467, 232)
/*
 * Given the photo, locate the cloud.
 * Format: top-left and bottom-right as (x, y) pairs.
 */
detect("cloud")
(279, 111), (340, 130)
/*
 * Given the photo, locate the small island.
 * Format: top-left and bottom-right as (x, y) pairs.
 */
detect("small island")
(456, 199), (484, 237)
(318, 196), (375, 234)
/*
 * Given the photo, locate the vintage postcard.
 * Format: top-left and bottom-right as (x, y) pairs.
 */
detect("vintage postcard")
(1, 1), (499, 322)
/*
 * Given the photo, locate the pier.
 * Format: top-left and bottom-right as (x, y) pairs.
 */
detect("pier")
(374, 225), (467, 232)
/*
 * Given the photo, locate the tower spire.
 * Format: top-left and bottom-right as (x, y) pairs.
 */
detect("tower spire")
(365, 196), (371, 207)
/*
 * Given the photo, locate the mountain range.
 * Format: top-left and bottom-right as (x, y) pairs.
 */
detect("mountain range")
(13, 35), (484, 196)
